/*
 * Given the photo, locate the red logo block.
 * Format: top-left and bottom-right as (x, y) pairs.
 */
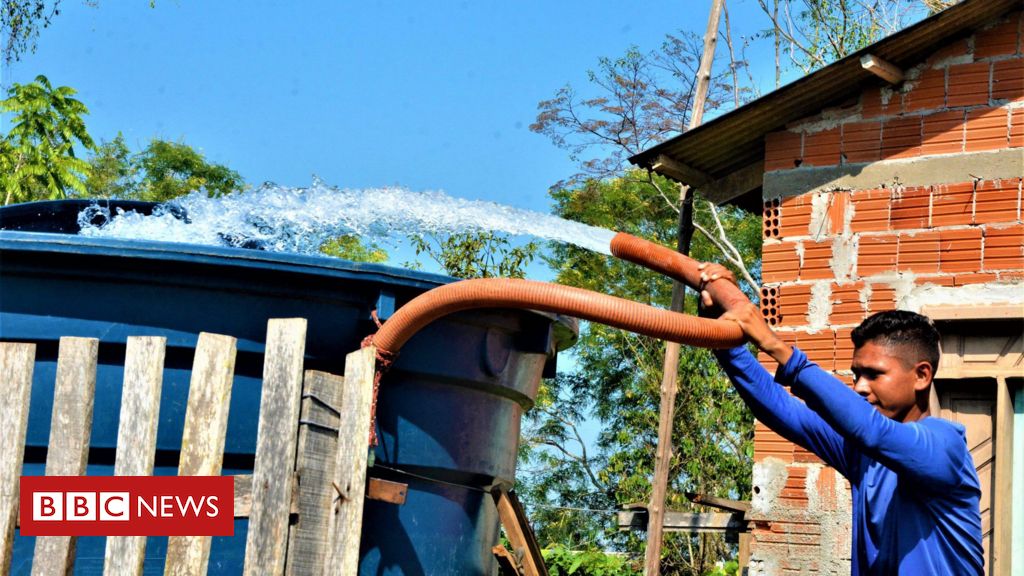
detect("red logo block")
(20, 476), (234, 536)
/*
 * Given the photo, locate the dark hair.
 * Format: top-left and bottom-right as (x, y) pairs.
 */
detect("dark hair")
(851, 310), (941, 371)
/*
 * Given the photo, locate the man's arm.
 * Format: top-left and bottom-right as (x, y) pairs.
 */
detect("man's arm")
(780, 350), (969, 490)
(714, 345), (850, 477)
(699, 263), (968, 490)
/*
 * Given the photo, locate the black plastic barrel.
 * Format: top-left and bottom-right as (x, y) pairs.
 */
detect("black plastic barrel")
(0, 200), (575, 575)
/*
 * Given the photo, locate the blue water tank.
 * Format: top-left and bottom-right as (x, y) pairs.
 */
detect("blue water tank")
(0, 200), (575, 575)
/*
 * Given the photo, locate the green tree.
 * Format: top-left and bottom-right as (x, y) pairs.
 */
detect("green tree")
(86, 136), (244, 201)
(0, 74), (94, 205)
(409, 231), (538, 279)
(85, 132), (136, 198)
(319, 234), (388, 263)
(132, 139), (243, 201)
(517, 174), (761, 574)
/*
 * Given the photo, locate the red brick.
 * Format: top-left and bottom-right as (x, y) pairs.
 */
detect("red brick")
(954, 272), (999, 286)
(947, 62), (991, 108)
(992, 58), (1024, 102)
(983, 224), (1024, 270)
(754, 421), (793, 462)
(931, 182), (974, 228)
(903, 67), (946, 112)
(974, 178), (1020, 225)
(857, 235), (898, 276)
(850, 188), (891, 232)
(803, 128), (841, 167)
(918, 275), (956, 287)
(842, 121), (881, 163)
(778, 283), (812, 327)
(796, 330), (835, 370)
(898, 230), (941, 273)
(921, 110), (965, 156)
(965, 107), (1009, 152)
(999, 271), (1024, 281)
(860, 88), (887, 119)
(834, 328), (855, 370)
(766, 131), (803, 171)
(889, 186), (930, 230)
(974, 17), (1020, 59)
(817, 464), (839, 510)
(830, 282), (866, 325)
(1011, 108), (1024, 148)
(866, 284), (896, 313)
(800, 241), (834, 281)
(763, 241), (801, 283)
(779, 195), (813, 238)
(881, 116), (922, 159)
(828, 192), (850, 235)
(793, 446), (824, 464)
(938, 228), (983, 273)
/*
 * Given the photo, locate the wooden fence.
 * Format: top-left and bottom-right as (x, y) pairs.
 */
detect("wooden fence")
(0, 318), (376, 575)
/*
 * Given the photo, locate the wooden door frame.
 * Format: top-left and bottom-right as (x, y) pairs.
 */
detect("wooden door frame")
(923, 304), (1022, 575)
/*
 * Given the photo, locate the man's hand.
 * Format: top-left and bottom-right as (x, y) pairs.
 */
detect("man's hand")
(698, 263), (793, 365)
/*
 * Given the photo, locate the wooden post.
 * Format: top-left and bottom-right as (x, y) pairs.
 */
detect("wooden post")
(285, 370), (345, 575)
(243, 318), (308, 576)
(992, 376), (1013, 574)
(165, 332), (237, 576)
(105, 337), (166, 576)
(323, 347), (375, 575)
(0, 343), (35, 575)
(645, 2), (723, 574)
(493, 487), (548, 576)
(32, 337), (98, 576)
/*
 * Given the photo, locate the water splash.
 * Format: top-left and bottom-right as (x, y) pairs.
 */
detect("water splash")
(77, 179), (616, 255)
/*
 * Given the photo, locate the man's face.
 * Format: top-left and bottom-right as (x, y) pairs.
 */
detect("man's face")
(851, 340), (932, 422)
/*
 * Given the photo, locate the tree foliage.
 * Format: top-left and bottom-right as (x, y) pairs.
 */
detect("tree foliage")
(319, 234), (388, 263)
(0, 74), (94, 205)
(409, 231), (538, 279)
(530, 37), (737, 189)
(87, 135), (244, 201)
(1, 0), (61, 64)
(754, 0), (950, 74)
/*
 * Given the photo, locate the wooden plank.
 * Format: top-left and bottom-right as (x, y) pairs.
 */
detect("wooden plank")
(992, 376), (1013, 575)
(366, 477), (407, 505)
(860, 53), (905, 85)
(285, 370), (344, 576)
(32, 337), (98, 576)
(493, 487), (547, 576)
(232, 474), (299, 519)
(0, 343), (35, 575)
(104, 337), (166, 576)
(618, 510), (746, 533)
(685, 492), (751, 513)
(921, 304), (1024, 320)
(164, 332), (237, 576)
(323, 347), (375, 575)
(493, 545), (522, 576)
(243, 318), (307, 576)
(651, 154), (711, 187)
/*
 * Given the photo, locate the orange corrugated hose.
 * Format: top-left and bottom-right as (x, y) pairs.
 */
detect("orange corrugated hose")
(370, 232), (750, 356)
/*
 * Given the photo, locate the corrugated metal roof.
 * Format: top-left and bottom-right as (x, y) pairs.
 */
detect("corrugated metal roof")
(629, 0), (1019, 208)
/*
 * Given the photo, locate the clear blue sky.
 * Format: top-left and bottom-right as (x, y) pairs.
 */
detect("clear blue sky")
(3, 0), (777, 216)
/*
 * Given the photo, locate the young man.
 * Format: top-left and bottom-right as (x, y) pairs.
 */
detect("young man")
(698, 263), (984, 575)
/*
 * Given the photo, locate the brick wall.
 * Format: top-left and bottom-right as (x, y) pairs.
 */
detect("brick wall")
(747, 11), (1023, 575)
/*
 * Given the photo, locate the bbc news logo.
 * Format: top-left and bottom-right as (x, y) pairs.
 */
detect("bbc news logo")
(20, 476), (234, 536)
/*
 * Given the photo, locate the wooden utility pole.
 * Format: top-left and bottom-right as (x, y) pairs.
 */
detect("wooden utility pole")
(643, 0), (724, 574)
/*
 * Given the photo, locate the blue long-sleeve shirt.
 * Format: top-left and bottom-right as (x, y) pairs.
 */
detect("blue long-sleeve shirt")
(715, 345), (983, 575)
